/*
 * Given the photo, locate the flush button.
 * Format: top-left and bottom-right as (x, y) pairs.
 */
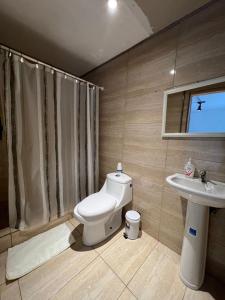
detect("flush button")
(115, 174), (120, 177)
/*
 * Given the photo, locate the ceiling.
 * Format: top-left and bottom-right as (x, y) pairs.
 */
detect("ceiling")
(0, 0), (211, 76)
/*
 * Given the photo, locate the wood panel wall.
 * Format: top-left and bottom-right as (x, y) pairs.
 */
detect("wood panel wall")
(85, 0), (225, 283)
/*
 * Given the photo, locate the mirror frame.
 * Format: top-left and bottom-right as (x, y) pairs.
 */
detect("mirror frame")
(162, 75), (225, 139)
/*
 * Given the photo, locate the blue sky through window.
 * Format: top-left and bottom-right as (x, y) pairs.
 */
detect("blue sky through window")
(188, 91), (225, 133)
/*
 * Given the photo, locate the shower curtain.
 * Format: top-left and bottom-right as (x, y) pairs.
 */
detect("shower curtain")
(0, 49), (99, 230)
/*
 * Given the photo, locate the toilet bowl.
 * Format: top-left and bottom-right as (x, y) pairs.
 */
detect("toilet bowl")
(74, 172), (132, 246)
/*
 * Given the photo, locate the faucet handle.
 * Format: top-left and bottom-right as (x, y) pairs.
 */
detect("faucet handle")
(199, 169), (206, 176)
(199, 169), (207, 183)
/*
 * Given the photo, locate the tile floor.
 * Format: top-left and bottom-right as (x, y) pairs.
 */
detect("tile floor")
(0, 219), (225, 300)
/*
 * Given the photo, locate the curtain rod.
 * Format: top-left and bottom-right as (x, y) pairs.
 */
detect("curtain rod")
(0, 44), (104, 91)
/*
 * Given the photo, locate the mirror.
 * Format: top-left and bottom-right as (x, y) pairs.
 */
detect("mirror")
(162, 76), (225, 138)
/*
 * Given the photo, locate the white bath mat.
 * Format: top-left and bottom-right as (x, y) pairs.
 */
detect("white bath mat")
(6, 222), (76, 280)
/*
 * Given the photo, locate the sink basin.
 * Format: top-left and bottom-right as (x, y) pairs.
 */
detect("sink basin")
(166, 173), (225, 208)
(166, 173), (225, 291)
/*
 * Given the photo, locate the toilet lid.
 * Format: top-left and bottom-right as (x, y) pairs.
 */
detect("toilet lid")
(77, 193), (117, 219)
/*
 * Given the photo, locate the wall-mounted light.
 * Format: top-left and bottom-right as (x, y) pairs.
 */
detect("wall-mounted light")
(108, 0), (118, 11)
(170, 69), (176, 75)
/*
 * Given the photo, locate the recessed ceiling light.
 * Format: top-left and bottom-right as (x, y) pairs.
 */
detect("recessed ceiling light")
(108, 0), (118, 11)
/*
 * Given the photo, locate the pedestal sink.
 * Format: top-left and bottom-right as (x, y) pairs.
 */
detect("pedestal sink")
(166, 173), (225, 290)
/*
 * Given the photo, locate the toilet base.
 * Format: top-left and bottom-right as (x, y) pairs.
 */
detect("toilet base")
(82, 209), (122, 246)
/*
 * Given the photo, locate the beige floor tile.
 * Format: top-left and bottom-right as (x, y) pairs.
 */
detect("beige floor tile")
(94, 226), (124, 254)
(183, 275), (225, 300)
(52, 256), (125, 300)
(128, 243), (185, 300)
(0, 281), (21, 300)
(0, 251), (7, 285)
(118, 288), (137, 300)
(19, 241), (98, 300)
(101, 231), (158, 284)
(0, 235), (11, 253)
(0, 228), (10, 238)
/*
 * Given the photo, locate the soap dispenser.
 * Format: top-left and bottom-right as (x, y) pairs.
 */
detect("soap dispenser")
(184, 158), (195, 178)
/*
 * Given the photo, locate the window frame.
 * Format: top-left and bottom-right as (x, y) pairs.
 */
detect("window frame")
(162, 75), (225, 139)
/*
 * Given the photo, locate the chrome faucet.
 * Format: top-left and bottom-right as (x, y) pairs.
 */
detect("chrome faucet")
(199, 169), (207, 183)
(199, 169), (217, 186)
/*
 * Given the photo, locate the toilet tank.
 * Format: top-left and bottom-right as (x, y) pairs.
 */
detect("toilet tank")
(101, 172), (132, 208)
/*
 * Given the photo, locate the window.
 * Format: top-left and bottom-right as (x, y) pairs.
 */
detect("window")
(187, 91), (225, 133)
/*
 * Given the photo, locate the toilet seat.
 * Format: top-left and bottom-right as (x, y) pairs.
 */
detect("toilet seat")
(77, 192), (117, 222)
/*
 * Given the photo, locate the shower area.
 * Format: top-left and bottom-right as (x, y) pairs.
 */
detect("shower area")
(0, 46), (100, 243)
(0, 95), (8, 231)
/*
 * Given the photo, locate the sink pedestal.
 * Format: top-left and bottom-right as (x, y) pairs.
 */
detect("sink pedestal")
(180, 201), (209, 290)
(167, 173), (225, 290)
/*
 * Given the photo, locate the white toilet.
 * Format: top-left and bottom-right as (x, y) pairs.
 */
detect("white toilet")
(74, 172), (132, 246)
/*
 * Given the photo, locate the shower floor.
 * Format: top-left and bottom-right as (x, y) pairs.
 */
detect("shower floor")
(0, 218), (224, 300)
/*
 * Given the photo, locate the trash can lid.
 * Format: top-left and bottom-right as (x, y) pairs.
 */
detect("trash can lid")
(125, 210), (140, 222)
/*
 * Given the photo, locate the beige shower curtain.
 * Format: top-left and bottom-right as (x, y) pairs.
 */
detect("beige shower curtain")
(0, 49), (99, 230)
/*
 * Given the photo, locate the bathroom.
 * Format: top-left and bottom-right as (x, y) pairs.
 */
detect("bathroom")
(0, 0), (225, 299)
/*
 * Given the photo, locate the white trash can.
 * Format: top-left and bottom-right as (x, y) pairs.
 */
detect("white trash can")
(125, 210), (141, 240)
